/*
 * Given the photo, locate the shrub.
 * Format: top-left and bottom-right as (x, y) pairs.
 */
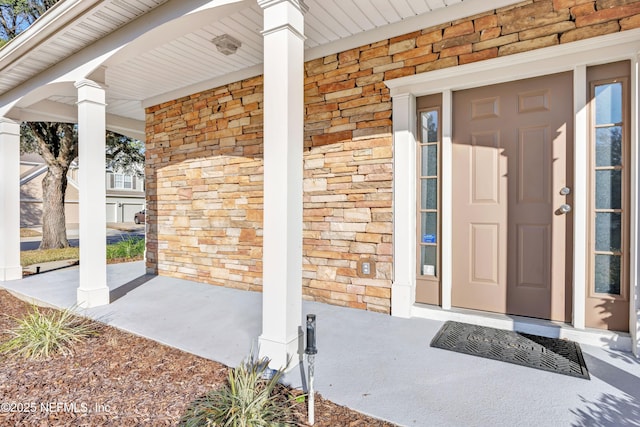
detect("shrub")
(106, 236), (145, 259)
(0, 305), (98, 360)
(180, 353), (295, 427)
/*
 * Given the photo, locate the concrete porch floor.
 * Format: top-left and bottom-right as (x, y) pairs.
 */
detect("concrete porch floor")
(2, 262), (640, 426)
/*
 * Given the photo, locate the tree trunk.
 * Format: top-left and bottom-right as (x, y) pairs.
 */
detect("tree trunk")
(40, 164), (69, 249)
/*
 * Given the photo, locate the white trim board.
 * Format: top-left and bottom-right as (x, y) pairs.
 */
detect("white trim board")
(386, 28), (640, 354)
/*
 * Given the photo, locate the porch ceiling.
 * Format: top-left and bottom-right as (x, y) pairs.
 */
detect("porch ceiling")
(0, 0), (520, 125)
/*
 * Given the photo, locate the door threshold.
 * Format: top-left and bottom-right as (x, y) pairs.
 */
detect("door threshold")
(412, 303), (632, 352)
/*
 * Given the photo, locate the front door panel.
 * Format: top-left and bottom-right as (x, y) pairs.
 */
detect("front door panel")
(452, 72), (573, 322)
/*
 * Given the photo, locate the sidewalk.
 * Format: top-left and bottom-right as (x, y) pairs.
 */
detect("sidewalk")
(2, 262), (640, 426)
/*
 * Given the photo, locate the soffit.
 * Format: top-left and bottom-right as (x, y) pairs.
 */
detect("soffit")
(109, 0), (471, 111)
(0, 0), (171, 97)
(2, 0), (513, 123)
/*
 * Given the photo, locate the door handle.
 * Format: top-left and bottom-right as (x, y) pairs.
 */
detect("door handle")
(559, 204), (572, 214)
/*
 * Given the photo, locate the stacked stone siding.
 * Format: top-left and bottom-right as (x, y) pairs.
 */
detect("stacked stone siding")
(301, 136), (393, 313)
(146, 0), (640, 314)
(145, 77), (265, 291)
(302, 48), (394, 312)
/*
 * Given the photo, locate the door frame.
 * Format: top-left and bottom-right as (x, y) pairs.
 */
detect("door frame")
(386, 28), (640, 355)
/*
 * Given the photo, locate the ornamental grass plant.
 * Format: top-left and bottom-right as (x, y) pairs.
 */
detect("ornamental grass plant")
(0, 305), (98, 360)
(180, 353), (295, 427)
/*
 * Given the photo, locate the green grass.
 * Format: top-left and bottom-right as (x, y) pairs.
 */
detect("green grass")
(106, 236), (145, 259)
(20, 237), (145, 266)
(180, 353), (295, 427)
(0, 305), (98, 360)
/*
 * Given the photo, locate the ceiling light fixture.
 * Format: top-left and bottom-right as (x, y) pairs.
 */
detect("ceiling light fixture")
(212, 34), (242, 55)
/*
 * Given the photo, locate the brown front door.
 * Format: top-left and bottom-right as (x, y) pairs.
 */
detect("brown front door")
(452, 72), (573, 322)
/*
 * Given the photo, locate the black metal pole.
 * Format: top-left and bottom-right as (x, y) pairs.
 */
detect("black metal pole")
(305, 314), (317, 355)
(305, 314), (317, 425)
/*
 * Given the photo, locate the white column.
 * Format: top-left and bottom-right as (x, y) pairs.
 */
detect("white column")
(390, 93), (417, 318)
(75, 79), (109, 308)
(573, 66), (588, 330)
(0, 118), (22, 281)
(258, 0), (307, 370)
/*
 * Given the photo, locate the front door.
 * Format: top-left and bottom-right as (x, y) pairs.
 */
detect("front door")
(451, 72), (573, 322)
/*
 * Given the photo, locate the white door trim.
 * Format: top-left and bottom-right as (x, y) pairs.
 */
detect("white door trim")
(386, 28), (640, 353)
(441, 89), (453, 311)
(631, 55), (639, 356)
(390, 93), (417, 318)
(573, 65), (588, 331)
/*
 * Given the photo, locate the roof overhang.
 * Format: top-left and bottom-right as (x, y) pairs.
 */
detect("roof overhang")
(0, 0), (524, 139)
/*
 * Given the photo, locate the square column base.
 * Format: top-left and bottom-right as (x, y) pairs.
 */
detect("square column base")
(391, 281), (413, 318)
(259, 332), (302, 372)
(77, 287), (109, 308)
(0, 266), (22, 282)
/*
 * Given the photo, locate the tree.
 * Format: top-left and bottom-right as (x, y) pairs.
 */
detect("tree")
(7, 1), (144, 249)
(2, 1), (71, 249)
(21, 123), (145, 249)
(26, 122), (77, 249)
(0, 1), (58, 46)
(106, 131), (145, 177)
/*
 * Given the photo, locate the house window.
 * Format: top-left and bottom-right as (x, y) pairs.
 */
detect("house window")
(114, 173), (133, 190)
(415, 93), (443, 306)
(590, 77), (628, 296)
(418, 108), (440, 278)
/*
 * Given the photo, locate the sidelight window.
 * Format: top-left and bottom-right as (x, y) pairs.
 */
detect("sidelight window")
(418, 108), (440, 278)
(591, 79), (627, 296)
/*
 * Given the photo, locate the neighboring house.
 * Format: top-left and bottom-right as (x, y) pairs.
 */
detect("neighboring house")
(20, 153), (144, 227)
(1, 0), (640, 368)
(105, 170), (145, 223)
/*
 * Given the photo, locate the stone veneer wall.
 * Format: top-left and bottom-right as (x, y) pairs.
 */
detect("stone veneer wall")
(146, 0), (640, 314)
(146, 77), (265, 291)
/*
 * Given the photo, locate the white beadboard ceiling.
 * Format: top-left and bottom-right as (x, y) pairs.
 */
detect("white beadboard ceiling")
(0, 0), (505, 124)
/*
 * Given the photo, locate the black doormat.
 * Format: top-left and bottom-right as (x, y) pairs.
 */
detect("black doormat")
(430, 321), (590, 380)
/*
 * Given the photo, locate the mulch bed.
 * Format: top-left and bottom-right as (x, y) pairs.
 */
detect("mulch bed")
(0, 290), (396, 426)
